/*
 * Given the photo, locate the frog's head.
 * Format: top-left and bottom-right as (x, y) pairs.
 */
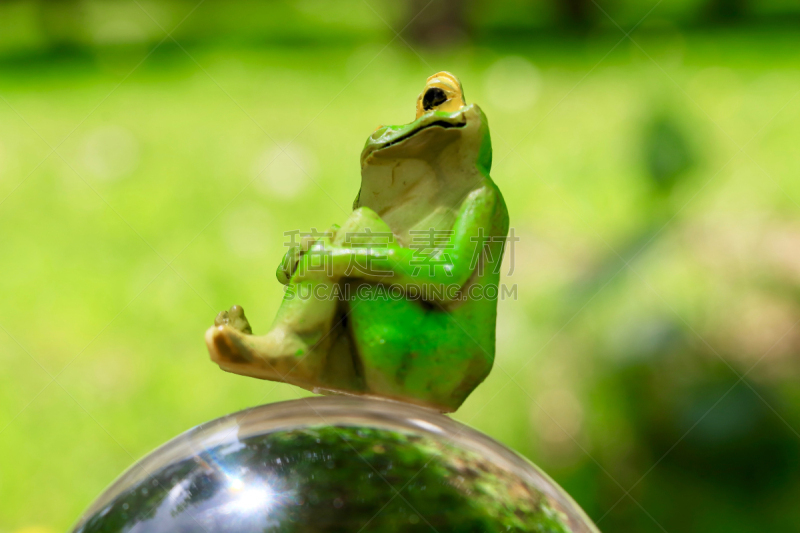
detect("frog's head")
(360, 71), (491, 176)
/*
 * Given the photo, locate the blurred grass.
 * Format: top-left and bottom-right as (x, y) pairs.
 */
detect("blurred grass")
(1, 18), (800, 533)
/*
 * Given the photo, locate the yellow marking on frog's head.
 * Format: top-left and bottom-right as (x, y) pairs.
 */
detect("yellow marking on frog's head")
(415, 71), (466, 118)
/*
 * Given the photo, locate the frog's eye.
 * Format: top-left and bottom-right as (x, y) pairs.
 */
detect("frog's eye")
(422, 87), (448, 111)
(415, 71), (466, 118)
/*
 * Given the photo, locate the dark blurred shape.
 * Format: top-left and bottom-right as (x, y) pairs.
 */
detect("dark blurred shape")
(617, 352), (799, 493)
(642, 113), (695, 194)
(37, 0), (85, 50)
(559, 0), (592, 30)
(704, 0), (750, 22)
(406, 0), (469, 45)
(655, 379), (798, 492)
(592, 337), (800, 532)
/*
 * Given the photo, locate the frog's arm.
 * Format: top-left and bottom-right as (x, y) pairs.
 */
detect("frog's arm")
(299, 186), (502, 304)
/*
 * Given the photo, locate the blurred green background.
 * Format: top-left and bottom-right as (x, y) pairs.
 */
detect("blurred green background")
(1, 0), (799, 531)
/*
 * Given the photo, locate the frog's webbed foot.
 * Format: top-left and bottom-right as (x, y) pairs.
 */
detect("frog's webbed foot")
(205, 307), (314, 382)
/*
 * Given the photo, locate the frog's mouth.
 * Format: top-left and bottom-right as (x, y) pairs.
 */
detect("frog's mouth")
(379, 117), (466, 149)
(362, 108), (468, 164)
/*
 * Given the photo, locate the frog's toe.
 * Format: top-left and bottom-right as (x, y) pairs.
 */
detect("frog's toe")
(213, 305), (252, 334)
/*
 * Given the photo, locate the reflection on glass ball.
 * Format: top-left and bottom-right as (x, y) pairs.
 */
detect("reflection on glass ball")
(72, 397), (599, 532)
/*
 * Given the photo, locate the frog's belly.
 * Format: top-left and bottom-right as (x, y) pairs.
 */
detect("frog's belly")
(380, 205), (457, 248)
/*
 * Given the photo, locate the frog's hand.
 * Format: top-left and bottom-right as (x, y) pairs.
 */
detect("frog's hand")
(276, 224), (342, 285)
(276, 247), (299, 285)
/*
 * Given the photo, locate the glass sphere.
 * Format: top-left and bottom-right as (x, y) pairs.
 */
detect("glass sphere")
(72, 397), (598, 532)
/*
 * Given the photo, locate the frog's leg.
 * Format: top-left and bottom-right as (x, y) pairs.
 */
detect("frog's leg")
(346, 277), (498, 412)
(205, 208), (393, 392)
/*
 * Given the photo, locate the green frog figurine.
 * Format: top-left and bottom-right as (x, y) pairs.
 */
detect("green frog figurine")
(206, 72), (509, 412)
